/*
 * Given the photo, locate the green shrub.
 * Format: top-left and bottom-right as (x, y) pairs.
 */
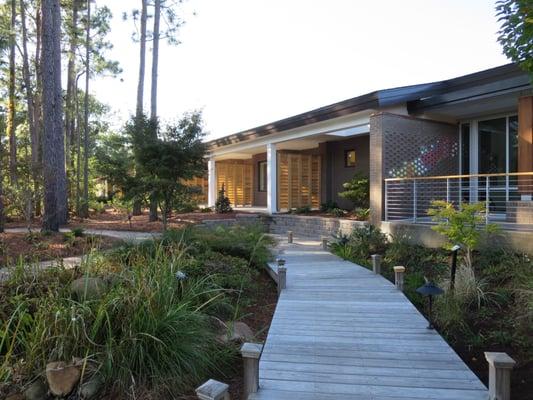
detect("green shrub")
(292, 205), (311, 214)
(330, 208), (345, 217)
(71, 227), (85, 237)
(348, 225), (388, 259)
(320, 201), (338, 212)
(353, 207), (370, 220)
(338, 172), (369, 209)
(215, 185), (232, 214)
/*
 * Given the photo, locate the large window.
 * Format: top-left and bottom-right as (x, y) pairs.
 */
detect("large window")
(258, 161), (267, 192)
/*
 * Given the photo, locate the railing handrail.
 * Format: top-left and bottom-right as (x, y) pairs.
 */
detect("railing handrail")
(384, 171), (533, 182)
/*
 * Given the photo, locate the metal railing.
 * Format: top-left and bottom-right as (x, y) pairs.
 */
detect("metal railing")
(384, 172), (533, 230)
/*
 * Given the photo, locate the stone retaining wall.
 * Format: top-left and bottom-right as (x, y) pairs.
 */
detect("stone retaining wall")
(199, 214), (366, 238)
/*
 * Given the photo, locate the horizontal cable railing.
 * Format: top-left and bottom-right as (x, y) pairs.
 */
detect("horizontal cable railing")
(384, 172), (533, 231)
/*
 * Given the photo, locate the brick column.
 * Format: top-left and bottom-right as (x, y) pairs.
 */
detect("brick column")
(369, 113), (384, 225)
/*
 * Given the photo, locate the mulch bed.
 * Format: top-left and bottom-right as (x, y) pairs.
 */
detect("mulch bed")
(0, 231), (123, 266)
(7, 208), (259, 233)
(226, 270), (278, 399)
(455, 345), (532, 400)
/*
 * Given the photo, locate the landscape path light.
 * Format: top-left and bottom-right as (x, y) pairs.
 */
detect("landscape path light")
(416, 281), (444, 329)
(449, 244), (461, 292)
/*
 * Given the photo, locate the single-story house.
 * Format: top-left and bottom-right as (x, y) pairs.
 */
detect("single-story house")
(205, 63), (533, 231)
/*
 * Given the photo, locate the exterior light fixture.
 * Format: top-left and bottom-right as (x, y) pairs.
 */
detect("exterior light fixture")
(416, 281), (444, 329)
(175, 271), (188, 281)
(449, 244), (461, 292)
(276, 258), (286, 267)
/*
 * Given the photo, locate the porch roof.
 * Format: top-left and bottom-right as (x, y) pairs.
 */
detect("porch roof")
(208, 63), (530, 150)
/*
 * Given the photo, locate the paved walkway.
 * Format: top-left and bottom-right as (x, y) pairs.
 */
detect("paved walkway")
(252, 237), (488, 400)
(5, 227), (159, 242)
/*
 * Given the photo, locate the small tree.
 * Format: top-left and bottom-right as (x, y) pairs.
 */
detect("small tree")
(215, 184), (232, 214)
(338, 172), (369, 209)
(428, 201), (499, 269)
(129, 112), (207, 231)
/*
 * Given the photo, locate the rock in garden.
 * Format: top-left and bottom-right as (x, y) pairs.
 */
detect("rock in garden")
(23, 379), (47, 400)
(70, 277), (107, 301)
(226, 321), (254, 342)
(6, 394), (24, 400)
(80, 376), (103, 399)
(45, 361), (81, 397)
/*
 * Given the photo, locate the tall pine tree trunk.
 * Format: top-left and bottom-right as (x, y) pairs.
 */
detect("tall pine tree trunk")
(148, 0), (161, 222)
(34, 4), (43, 216)
(132, 0), (148, 216)
(8, 0), (17, 185)
(20, 0), (38, 218)
(75, 75), (82, 215)
(80, 0), (90, 218)
(41, 0), (67, 231)
(65, 0), (79, 203)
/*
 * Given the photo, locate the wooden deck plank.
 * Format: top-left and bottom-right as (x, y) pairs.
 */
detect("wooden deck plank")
(252, 238), (487, 399)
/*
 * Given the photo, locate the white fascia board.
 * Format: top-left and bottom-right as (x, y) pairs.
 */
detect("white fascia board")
(210, 111), (373, 158)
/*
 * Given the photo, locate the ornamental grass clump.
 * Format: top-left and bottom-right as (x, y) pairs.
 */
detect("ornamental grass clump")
(0, 243), (236, 398)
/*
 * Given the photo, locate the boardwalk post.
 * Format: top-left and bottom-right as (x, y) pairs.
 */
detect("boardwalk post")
(321, 236), (328, 250)
(485, 352), (516, 400)
(394, 266), (405, 291)
(287, 231), (293, 243)
(277, 259), (286, 294)
(241, 343), (263, 398)
(195, 379), (230, 400)
(371, 254), (382, 274)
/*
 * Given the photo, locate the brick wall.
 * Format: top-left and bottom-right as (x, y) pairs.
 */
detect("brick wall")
(369, 113), (458, 224)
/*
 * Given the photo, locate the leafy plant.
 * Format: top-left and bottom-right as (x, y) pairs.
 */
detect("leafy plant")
(428, 201), (499, 269)
(71, 227), (85, 238)
(330, 208), (345, 217)
(292, 205), (311, 214)
(215, 184), (232, 214)
(320, 201), (338, 212)
(338, 172), (369, 209)
(353, 207), (370, 220)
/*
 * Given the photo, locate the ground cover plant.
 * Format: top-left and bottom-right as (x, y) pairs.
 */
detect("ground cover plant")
(0, 223), (276, 399)
(330, 224), (532, 399)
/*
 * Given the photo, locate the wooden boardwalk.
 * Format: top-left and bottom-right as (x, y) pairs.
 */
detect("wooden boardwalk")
(250, 238), (488, 400)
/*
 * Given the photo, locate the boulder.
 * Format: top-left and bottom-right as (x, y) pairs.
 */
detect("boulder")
(6, 394), (25, 400)
(23, 380), (47, 400)
(70, 277), (107, 301)
(225, 321), (254, 342)
(45, 361), (81, 397)
(80, 376), (103, 399)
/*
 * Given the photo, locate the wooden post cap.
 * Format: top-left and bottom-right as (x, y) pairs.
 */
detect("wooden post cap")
(393, 266), (405, 273)
(240, 342), (263, 359)
(196, 379), (229, 400)
(485, 352), (516, 369)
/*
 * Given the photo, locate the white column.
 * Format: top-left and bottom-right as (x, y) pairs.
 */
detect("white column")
(266, 143), (277, 214)
(207, 157), (216, 207)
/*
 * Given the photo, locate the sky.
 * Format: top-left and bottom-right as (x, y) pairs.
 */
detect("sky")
(92, 0), (509, 140)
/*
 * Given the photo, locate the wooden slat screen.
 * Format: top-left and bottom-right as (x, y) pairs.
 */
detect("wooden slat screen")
(216, 160), (253, 207)
(278, 153), (321, 210)
(182, 176), (208, 204)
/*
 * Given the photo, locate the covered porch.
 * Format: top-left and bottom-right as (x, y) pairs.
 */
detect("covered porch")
(207, 111), (372, 214)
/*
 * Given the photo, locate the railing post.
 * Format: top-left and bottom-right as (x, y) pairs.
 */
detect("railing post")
(196, 379), (230, 400)
(394, 266), (405, 291)
(485, 352), (516, 400)
(446, 178), (450, 203)
(287, 230), (293, 244)
(413, 180), (417, 222)
(371, 254), (382, 275)
(241, 343), (263, 398)
(485, 176), (490, 225)
(384, 180), (389, 221)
